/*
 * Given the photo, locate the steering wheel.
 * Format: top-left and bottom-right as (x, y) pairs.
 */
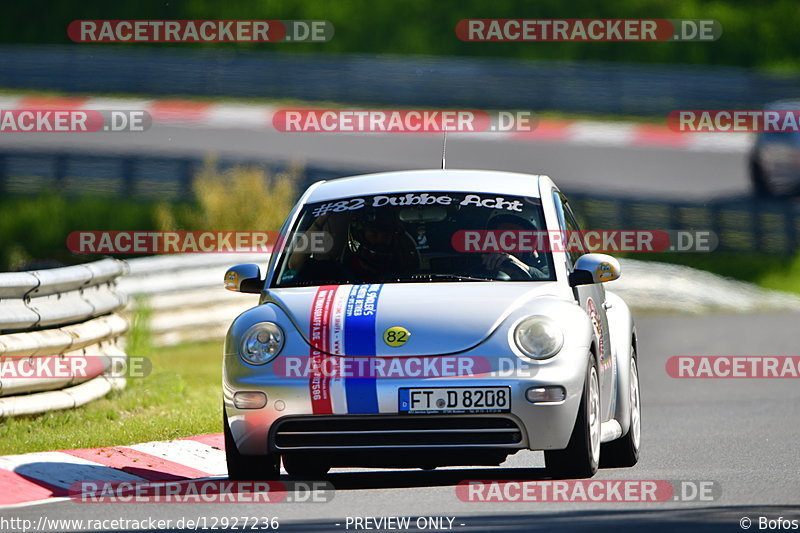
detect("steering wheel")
(498, 256), (534, 281)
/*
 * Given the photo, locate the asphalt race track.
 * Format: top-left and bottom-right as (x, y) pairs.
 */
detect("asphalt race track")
(4, 312), (798, 532)
(0, 123), (750, 199)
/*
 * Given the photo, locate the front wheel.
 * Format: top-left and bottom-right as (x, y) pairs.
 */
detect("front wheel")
(601, 352), (641, 468)
(224, 409), (280, 480)
(545, 353), (600, 478)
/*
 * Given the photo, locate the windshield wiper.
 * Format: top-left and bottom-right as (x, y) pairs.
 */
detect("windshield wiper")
(414, 273), (495, 282)
(283, 279), (356, 287)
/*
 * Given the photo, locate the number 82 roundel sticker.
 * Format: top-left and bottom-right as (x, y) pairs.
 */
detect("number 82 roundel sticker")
(383, 326), (410, 347)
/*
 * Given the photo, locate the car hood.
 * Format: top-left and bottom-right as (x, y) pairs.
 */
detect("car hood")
(267, 282), (565, 356)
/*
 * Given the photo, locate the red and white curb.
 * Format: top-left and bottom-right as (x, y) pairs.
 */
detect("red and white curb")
(0, 433), (225, 508)
(0, 94), (751, 152)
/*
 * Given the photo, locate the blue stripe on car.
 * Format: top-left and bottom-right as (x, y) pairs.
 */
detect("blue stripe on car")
(344, 284), (382, 413)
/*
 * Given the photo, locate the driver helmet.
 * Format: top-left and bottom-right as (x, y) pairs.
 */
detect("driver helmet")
(347, 210), (407, 270)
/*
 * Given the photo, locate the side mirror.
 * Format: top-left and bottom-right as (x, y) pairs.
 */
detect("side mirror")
(568, 254), (621, 287)
(224, 264), (263, 294)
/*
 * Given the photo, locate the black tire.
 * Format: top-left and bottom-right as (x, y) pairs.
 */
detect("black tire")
(223, 409), (280, 480)
(600, 351), (641, 468)
(282, 455), (330, 478)
(545, 353), (600, 479)
(750, 155), (772, 197)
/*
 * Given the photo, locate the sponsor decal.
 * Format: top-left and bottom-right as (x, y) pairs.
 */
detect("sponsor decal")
(310, 193), (524, 218)
(308, 285), (338, 414)
(586, 298), (607, 365)
(224, 270), (239, 290)
(383, 326), (410, 347)
(343, 284), (382, 414)
(307, 284), (383, 414)
(597, 261), (615, 281)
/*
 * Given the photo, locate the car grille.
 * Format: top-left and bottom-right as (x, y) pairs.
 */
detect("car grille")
(271, 415), (524, 450)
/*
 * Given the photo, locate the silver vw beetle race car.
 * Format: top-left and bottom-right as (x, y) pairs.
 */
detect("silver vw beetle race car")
(222, 169), (641, 479)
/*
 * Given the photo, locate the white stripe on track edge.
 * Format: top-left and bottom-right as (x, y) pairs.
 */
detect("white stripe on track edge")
(126, 440), (228, 476)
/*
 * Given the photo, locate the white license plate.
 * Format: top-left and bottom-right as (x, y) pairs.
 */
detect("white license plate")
(399, 387), (511, 414)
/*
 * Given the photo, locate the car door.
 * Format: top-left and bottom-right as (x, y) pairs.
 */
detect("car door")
(552, 191), (615, 422)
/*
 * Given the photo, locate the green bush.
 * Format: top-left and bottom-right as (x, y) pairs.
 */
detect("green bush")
(0, 194), (161, 270)
(155, 161), (298, 232)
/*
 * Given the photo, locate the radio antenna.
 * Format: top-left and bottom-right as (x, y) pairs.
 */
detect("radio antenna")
(441, 128), (448, 169)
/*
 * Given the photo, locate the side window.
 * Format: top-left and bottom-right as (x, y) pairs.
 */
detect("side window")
(552, 191), (584, 268)
(561, 195), (585, 266)
(267, 205), (299, 283)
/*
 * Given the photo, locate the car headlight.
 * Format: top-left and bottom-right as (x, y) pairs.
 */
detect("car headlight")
(514, 316), (563, 360)
(240, 322), (284, 365)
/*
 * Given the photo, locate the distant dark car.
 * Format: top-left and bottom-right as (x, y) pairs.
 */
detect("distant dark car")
(750, 100), (800, 196)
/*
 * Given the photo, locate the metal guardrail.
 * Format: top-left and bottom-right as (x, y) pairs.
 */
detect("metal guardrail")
(567, 192), (800, 255)
(0, 258), (128, 417)
(119, 253), (266, 347)
(3, 149), (799, 255)
(2, 45), (800, 115)
(0, 150), (350, 200)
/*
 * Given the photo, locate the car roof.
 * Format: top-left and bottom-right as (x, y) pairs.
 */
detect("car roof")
(304, 169), (546, 203)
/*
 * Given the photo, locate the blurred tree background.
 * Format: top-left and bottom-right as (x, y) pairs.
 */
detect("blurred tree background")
(0, 164), (297, 271)
(0, 0), (798, 71)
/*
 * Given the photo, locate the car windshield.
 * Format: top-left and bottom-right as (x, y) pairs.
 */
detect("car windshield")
(272, 191), (555, 287)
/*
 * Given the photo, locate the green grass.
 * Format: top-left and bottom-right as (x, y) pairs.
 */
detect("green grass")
(758, 253), (800, 295)
(0, 340), (223, 455)
(628, 252), (800, 296)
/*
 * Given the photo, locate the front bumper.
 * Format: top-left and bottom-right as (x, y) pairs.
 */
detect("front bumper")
(224, 352), (587, 457)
